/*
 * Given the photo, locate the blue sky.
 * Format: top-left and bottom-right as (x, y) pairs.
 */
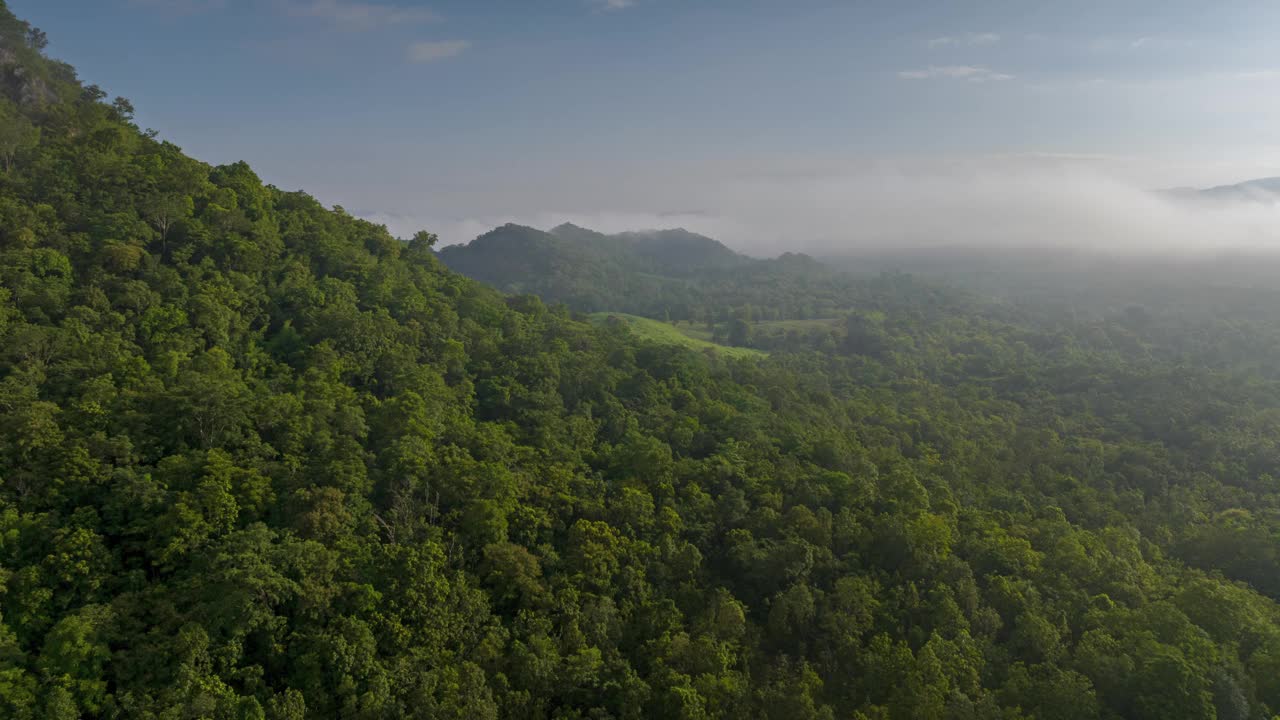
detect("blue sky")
(12, 0), (1280, 249)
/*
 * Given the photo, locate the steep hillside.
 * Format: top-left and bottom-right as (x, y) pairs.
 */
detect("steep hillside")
(7, 5), (1280, 720)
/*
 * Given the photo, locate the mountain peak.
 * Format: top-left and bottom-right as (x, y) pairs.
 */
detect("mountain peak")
(548, 222), (611, 242)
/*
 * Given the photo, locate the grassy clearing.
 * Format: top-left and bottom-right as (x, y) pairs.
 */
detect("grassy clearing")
(589, 313), (767, 359)
(667, 322), (716, 342)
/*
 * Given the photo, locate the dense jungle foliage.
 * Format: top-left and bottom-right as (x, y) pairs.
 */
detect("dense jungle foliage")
(5, 4), (1280, 719)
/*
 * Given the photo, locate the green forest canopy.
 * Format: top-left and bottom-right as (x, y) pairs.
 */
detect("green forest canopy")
(3, 4), (1280, 719)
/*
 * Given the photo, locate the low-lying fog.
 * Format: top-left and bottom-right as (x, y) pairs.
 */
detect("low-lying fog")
(361, 158), (1280, 258)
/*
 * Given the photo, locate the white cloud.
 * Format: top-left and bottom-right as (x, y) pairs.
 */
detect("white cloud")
(928, 32), (1000, 48)
(1233, 70), (1280, 81)
(590, 0), (635, 11)
(129, 0), (227, 13)
(1090, 34), (1194, 53)
(282, 0), (438, 30)
(897, 65), (1013, 82)
(716, 164), (1280, 255)
(406, 39), (470, 62)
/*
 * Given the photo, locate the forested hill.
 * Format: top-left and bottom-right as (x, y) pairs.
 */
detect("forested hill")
(440, 222), (748, 280)
(6, 4), (1280, 720)
(435, 222), (755, 315)
(436, 221), (952, 322)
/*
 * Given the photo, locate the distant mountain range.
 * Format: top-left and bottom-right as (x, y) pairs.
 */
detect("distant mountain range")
(1161, 177), (1280, 204)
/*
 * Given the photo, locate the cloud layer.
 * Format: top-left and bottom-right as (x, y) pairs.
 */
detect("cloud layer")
(128, 0), (228, 13)
(366, 159), (1280, 259)
(691, 164), (1280, 256)
(281, 0), (438, 30)
(591, 0), (635, 11)
(897, 65), (1013, 81)
(407, 39), (469, 62)
(928, 32), (1000, 48)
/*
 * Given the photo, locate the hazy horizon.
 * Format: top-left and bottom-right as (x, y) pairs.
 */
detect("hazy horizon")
(18, 0), (1280, 253)
(414, 162), (1280, 258)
